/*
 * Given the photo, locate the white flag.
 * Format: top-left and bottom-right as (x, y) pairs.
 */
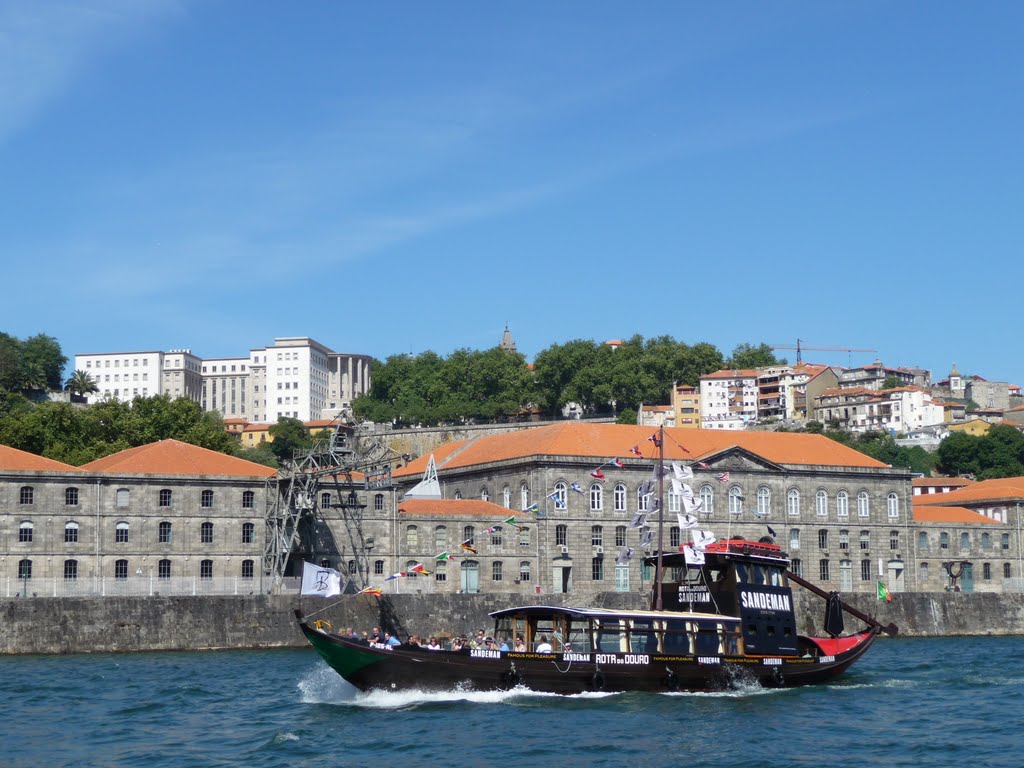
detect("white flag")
(677, 512), (698, 530)
(301, 561), (342, 597)
(692, 529), (716, 551)
(672, 462), (693, 483)
(683, 546), (706, 566)
(682, 496), (703, 514)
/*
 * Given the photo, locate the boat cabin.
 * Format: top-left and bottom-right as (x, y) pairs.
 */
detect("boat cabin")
(491, 606), (742, 657)
(652, 539), (800, 657)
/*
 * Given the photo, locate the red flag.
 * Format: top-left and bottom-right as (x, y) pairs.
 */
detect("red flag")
(647, 433), (661, 448)
(716, 471), (730, 483)
(612, 458), (625, 468)
(590, 469), (605, 479)
(696, 461), (710, 469)
(629, 445), (642, 456)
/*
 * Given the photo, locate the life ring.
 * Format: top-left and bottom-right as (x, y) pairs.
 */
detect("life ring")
(591, 671), (606, 690)
(664, 670), (680, 691)
(501, 669), (522, 689)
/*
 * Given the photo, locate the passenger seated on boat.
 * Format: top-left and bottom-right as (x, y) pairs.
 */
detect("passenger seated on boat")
(384, 632), (401, 647)
(472, 628), (486, 648)
(405, 634), (421, 648)
(484, 637), (499, 652)
(360, 631), (371, 645)
(426, 637), (442, 650)
(514, 635), (527, 652)
(451, 636), (465, 651)
(535, 635), (553, 653)
(499, 638), (510, 652)
(370, 627), (382, 644)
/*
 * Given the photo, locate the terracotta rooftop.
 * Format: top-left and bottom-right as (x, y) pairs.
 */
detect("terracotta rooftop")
(80, 439), (277, 478)
(0, 444), (81, 472)
(702, 369), (759, 380)
(912, 505), (1001, 524)
(394, 422), (888, 478)
(913, 476), (1024, 506)
(398, 499), (529, 517)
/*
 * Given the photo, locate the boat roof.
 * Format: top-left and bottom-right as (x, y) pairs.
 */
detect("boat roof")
(489, 605), (741, 623)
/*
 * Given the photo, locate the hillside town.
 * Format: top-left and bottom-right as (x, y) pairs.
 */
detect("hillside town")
(2, 331), (1022, 604)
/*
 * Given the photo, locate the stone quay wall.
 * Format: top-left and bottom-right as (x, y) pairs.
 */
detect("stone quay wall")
(2, 591), (1023, 655)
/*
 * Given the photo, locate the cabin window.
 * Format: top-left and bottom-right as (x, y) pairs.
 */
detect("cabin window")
(663, 620), (690, 654)
(629, 619), (660, 654)
(693, 622), (722, 656)
(614, 484), (627, 512)
(595, 620), (626, 653)
(64, 521), (79, 543)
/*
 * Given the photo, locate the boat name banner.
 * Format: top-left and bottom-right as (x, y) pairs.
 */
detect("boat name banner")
(470, 649), (502, 659)
(677, 585), (711, 603)
(739, 587), (792, 613)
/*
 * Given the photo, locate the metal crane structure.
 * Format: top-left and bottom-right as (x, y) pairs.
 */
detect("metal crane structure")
(771, 339), (878, 366)
(262, 422), (402, 594)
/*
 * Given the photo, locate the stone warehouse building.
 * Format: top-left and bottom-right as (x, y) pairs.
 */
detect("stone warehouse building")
(3, 423), (1021, 598)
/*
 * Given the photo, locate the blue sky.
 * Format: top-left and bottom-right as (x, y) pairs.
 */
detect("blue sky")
(3, 2), (1022, 386)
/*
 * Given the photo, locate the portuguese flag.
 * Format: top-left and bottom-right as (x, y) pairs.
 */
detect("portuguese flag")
(877, 580), (892, 602)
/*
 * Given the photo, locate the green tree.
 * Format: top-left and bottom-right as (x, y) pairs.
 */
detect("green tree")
(935, 431), (980, 477)
(616, 408), (637, 425)
(66, 369), (99, 397)
(269, 417), (313, 462)
(727, 342), (782, 369)
(22, 334), (67, 391)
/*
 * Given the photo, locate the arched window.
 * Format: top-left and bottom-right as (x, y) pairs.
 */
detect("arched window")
(981, 532), (991, 551)
(242, 490), (255, 508)
(64, 521), (79, 543)
(374, 493), (384, 511)
(434, 561), (447, 582)
(614, 484), (627, 512)
(889, 530), (900, 550)
(787, 488), (800, 516)
(700, 484), (714, 517)
(668, 486), (681, 513)
(816, 489), (828, 517)
(637, 484), (650, 512)
(959, 532), (970, 551)
(491, 527), (503, 546)
(114, 559), (128, 580)
(19, 520), (34, 543)
(159, 488), (172, 507)
(917, 531), (929, 551)
(789, 528), (800, 550)
(463, 525), (475, 544)
(521, 483), (530, 509)
(200, 560), (213, 580)
(920, 562), (929, 582)
(200, 521), (214, 544)
(434, 525), (447, 551)
(64, 559), (78, 580)
(453, 489), (463, 500)
(887, 492), (899, 519)
(553, 482), (567, 510)
(839, 529), (850, 550)
(502, 485), (511, 509)
(857, 491), (870, 518)
(670, 526), (680, 547)
(18, 559), (32, 580)
(590, 483), (603, 512)
(374, 560), (384, 575)
(406, 525), (419, 549)
(406, 560), (419, 579)
(836, 490), (849, 518)
(520, 561), (531, 582)
(242, 522), (255, 544)
(65, 487), (79, 506)
(116, 488), (130, 508)
(159, 521), (172, 544)
(756, 486), (771, 517)
(492, 561), (503, 581)
(321, 492), (332, 509)
(728, 485), (743, 515)
(158, 559), (171, 579)
(480, 487), (490, 502)
(241, 560), (254, 579)
(519, 527), (530, 546)
(19, 486), (34, 505)
(201, 489), (214, 508)
(115, 521), (129, 543)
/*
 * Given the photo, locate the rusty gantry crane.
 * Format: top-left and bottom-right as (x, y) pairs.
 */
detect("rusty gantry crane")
(770, 338), (878, 366)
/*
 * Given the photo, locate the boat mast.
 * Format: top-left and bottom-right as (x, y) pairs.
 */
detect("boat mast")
(654, 424), (666, 611)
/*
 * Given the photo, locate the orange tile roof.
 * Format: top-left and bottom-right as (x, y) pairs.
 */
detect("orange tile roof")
(912, 505), (1001, 524)
(913, 476), (1024, 505)
(394, 422), (888, 478)
(80, 439), (277, 478)
(703, 369), (758, 380)
(0, 444), (82, 472)
(242, 424), (270, 433)
(912, 477), (974, 488)
(398, 499), (529, 517)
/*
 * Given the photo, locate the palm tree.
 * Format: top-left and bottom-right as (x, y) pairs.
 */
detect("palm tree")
(66, 369), (99, 398)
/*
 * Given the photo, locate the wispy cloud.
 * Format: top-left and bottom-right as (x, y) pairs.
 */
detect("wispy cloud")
(0, 0), (181, 146)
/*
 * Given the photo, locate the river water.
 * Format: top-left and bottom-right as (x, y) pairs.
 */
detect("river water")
(2, 636), (1019, 767)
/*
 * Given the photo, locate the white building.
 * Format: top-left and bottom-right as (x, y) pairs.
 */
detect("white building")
(74, 337), (372, 424)
(814, 386), (944, 434)
(700, 369), (758, 429)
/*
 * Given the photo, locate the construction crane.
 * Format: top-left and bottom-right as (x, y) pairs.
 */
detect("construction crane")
(770, 339), (878, 365)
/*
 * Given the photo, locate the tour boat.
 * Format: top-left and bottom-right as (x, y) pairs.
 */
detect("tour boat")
(296, 536), (894, 694)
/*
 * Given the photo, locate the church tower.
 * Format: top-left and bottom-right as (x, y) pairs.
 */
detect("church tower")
(949, 363), (964, 398)
(499, 324), (517, 353)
